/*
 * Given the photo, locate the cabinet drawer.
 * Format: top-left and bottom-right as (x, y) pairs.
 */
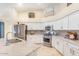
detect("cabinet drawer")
(67, 43), (79, 56)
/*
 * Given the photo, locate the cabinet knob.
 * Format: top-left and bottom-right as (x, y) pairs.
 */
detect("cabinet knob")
(70, 48), (75, 55)
(57, 41), (59, 45)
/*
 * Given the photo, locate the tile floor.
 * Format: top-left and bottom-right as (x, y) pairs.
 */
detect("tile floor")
(0, 34), (62, 56)
(33, 44), (62, 56)
(26, 34), (62, 56)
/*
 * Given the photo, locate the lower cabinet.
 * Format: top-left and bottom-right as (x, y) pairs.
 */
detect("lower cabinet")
(52, 36), (79, 56)
(64, 42), (71, 56)
(57, 39), (64, 54)
(52, 37), (57, 48)
(54, 40), (59, 50)
(27, 35), (43, 44)
(64, 42), (79, 56)
(52, 37), (64, 54)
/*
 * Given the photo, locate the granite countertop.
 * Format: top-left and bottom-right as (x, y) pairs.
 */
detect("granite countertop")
(0, 40), (40, 56)
(52, 35), (79, 47)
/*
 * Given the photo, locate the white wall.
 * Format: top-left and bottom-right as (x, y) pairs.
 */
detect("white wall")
(16, 11), (44, 22)
(54, 3), (67, 15)
(0, 4), (17, 41)
(44, 4), (79, 22)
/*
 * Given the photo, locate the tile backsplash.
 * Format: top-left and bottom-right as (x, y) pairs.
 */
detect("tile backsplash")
(55, 30), (79, 40)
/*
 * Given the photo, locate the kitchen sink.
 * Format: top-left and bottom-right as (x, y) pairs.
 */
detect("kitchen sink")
(7, 39), (22, 44)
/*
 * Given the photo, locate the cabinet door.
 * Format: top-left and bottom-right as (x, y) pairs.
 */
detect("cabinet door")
(64, 42), (71, 56)
(52, 37), (55, 47)
(62, 16), (69, 30)
(69, 11), (79, 30)
(53, 20), (63, 30)
(70, 49), (79, 56)
(52, 36), (59, 48)
(52, 37), (57, 48)
(55, 40), (59, 49)
(27, 35), (43, 44)
(64, 42), (79, 56)
(52, 37), (64, 54)
(57, 39), (64, 54)
(54, 38), (61, 51)
(69, 44), (79, 56)
(53, 16), (68, 30)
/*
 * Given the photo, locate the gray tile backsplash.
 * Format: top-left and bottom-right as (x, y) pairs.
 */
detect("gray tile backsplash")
(55, 30), (79, 40)
(27, 30), (44, 35)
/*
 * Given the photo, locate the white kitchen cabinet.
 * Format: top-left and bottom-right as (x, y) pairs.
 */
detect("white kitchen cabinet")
(53, 16), (68, 30)
(54, 40), (59, 50)
(64, 42), (79, 56)
(52, 36), (59, 50)
(62, 16), (69, 30)
(68, 43), (79, 56)
(69, 11), (79, 30)
(53, 20), (63, 30)
(27, 35), (43, 44)
(52, 36), (57, 48)
(54, 16), (68, 30)
(52, 36), (64, 54)
(52, 36), (79, 56)
(46, 22), (54, 26)
(52, 37), (59, 49)
(26, 23), (45, 30)
(57, 39), (64, 54)
(53, 11), (79, 30)
(64, 42), (72, 56)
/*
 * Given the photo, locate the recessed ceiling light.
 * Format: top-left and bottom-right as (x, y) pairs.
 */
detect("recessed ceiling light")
(37, 3), (42, 5)
(17, 3), (23, 6)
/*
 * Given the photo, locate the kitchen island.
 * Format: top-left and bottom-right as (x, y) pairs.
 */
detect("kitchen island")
(0, 40), (40, 56)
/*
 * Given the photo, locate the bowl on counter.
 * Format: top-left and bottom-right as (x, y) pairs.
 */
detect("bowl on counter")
(64, 31), (78, 40)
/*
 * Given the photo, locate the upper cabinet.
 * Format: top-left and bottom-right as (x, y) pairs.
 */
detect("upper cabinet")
(26, 22), (45, 30)
(53, 16), (68, 30)
(53, 19), (63, 30)
(62, 16), (69, 30)
(52, 10), (79, 30)
(69, 11), (79, 30)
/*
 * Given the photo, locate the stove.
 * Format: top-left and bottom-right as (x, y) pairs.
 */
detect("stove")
(43, 26), (53, 47)
(43, 33), (52, 47)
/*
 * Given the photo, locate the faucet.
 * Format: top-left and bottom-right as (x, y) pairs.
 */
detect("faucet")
(5, 32), (13, 46)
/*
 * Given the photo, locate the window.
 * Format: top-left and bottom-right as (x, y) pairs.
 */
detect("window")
(28, 12), (35, 18)
(0, 22), (4, 38)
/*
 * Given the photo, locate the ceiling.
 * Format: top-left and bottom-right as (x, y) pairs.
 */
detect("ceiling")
(15, 3), (60, 12)
(0, 3), (60, 12)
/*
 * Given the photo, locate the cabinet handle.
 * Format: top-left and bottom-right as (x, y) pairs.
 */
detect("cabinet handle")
(57, 42), (59, 45)
(70, 48), (72, 53)
(70, 49), (73, 54)
(72, 50), (75, 55)
(70, 49), (75, 55)
(61, 26), (63, 29)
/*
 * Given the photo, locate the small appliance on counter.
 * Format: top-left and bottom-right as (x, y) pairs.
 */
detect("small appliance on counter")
(65, 31), (78, 40)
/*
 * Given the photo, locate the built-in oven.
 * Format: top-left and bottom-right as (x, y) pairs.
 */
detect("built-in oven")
(43, 26), (53, 47)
